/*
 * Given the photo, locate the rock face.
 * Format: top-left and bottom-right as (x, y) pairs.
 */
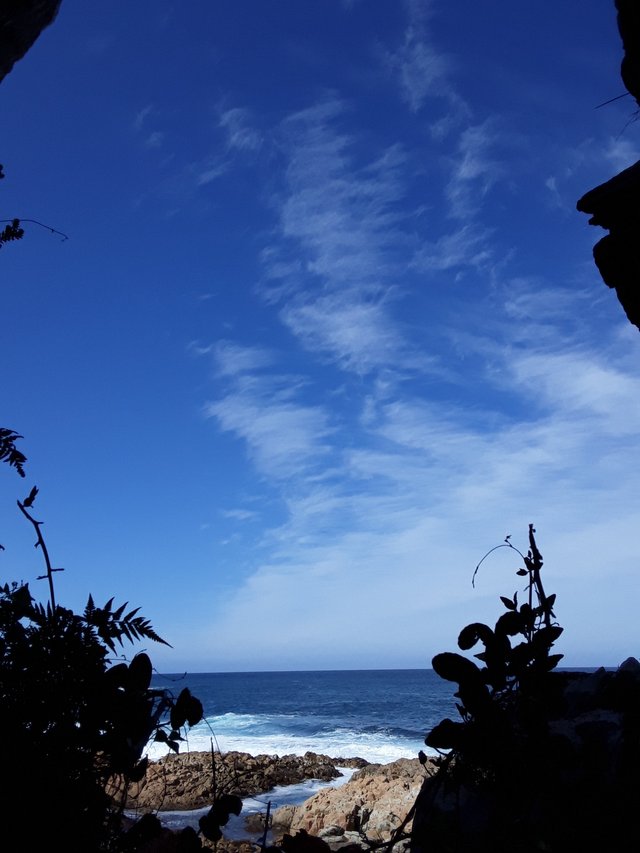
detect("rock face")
(272, 758), (435, 845)
(0, 1), (62, 84)
(576, 0), (640, 331)
(122, 751), (347, 812)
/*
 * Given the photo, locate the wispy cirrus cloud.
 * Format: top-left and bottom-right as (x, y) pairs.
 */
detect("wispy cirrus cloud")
(194, 156), (228, 186)
(197, 276), (640, 669)
(280, 291), (405, 375)
(384, 0), (470, 130)
(134, 104), (154, 131)
(133, 104), (166, 149)
(214, 341), (275, 377)
(259, 99), (429, 376)
(603, 135), (640, 172)
(219, 107), (262, 152)
(445, 120), (503, 219)
(205, 344), (335, 481)
(190, 4), (640, 670)
(412, 223), (494, 272)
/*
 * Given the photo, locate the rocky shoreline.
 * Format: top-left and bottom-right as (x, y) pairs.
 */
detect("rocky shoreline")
(120, 750), (436, 850)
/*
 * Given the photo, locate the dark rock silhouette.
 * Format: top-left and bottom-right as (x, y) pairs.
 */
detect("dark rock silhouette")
(0, 1), (62, 85)
(577, 0), (640, 330)
(577, 162), (640, 330)
(617, 0), (640, 104)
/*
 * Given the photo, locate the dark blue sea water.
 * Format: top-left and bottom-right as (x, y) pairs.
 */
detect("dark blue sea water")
(148, 669), (458, 765)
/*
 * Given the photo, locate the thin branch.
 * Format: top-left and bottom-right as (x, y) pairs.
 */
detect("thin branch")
(0, 218), (69, 241)
(16, 499), (61, 610)
(471, 537), (525, 588)
(595, 91), (631, 108)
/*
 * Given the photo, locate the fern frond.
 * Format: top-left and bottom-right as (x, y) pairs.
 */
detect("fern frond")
(0, 428), (27, 477)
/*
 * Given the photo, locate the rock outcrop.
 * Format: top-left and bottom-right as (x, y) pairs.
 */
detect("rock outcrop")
(121, 751), (358, 812)
(577, 0), (640, 330)
(272, 758), (436, 846)
(0, 1), (62, 84)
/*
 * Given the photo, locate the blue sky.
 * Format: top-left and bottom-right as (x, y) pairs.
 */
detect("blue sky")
(1, 1), (639, 672)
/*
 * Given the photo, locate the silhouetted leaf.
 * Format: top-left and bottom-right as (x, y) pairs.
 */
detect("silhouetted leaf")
(171, 687), (202, 729)
(112, 602), (127, 621)
(495, 611), (524, 636)
(128, 653), (152, 691)
(209, 794), (243, 826)
(185, 693), (203, 727)
(425, 718), (467, 750)
(129, 757), (148, 782)
(0, 428), (27, 476)
(199, 810), (222, 843)
(104, 662), (129, 688)
(432, 652), (483, 684)
(500, 596), (516, 611)
(458, 622), (494, 650)
(531, 625), (563, 651)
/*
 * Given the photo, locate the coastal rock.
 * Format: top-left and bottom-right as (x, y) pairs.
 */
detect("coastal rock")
(273, 758), (435, 844)
(122, 751), (347, 812)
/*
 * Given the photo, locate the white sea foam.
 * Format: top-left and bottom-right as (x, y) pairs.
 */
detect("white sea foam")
(144, 712), (428, 764)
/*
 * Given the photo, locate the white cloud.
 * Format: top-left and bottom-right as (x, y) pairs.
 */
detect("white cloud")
(134, 104), (153, 131)
(221, 508), (258, 521)
(603, 135), (640, 172)
(446, 120), (503, 219)
(260, 99), (429, 377)
(280, 291), (404, 375)
(206, 372), (335, 481)
(384, 0), (469, 126)
(220, 107), (262, 152)
(214, 341), (275, 376)
(412, 223), (493, 271)
(144, 131), (164, 149)
(195, 157), (228, 186)
(194, 271), (640, 669)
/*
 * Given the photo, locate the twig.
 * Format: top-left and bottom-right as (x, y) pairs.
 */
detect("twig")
(17, 499), (63, 610)
(0, 218), (69, 241)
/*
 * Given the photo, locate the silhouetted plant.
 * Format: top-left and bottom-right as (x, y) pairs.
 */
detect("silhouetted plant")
(0, 441), (241, 850)
(0, 427), (27, 477)
(411, 525), (640, 853)
(0, 165), (24, 249)
(427, 525), (563, 764)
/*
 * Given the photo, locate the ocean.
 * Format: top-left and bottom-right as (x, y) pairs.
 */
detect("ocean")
(148, 668), (458, 764)
(145, 668), (459, 837)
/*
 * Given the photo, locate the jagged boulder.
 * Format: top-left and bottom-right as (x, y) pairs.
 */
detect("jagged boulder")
(273, 758), (434, 844)
(121, 751), (346, 812)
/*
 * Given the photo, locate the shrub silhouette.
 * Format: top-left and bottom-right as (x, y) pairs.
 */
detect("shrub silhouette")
(0, 434), (242, 851)
(411, 526), (640, 853)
